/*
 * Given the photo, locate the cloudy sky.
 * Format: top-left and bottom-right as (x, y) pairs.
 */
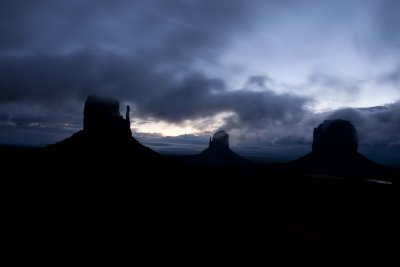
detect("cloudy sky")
(0, 0), (399, 164)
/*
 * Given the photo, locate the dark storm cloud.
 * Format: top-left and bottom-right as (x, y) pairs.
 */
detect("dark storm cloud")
(0, 0), (255, 122)
(0, 0), (312, 145)
(0, 0), (251, 56)
(0, 0), (399, 158)
(0, 46), (312, 146)
(141, 74), (310, 125)
(0, 51), (171, 105)
(0, 51), (310, 125)
(327, 103), (400, 148)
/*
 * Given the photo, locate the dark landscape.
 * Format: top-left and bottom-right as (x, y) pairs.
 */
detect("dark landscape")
(2, 95), (399, 240)
(1, 0), (400, 244)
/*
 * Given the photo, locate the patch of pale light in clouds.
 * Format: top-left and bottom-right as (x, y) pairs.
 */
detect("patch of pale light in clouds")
(131, 111), (236, 136)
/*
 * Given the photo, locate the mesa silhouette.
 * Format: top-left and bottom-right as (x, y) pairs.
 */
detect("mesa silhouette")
(199, 130), (246, 164)
(195, 130), (247, 165)
(47, 95), (159, 161)
(31, 94), (397, 180)
(290, 119), (394, 179)
(2, 95), (399, 238)
(173, 130), (246, 165)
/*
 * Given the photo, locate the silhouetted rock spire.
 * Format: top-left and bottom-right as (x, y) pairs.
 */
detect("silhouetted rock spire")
(126, 105), (130, 122)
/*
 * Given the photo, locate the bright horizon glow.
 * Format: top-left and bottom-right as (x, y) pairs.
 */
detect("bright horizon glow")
(131, 111), (236, 136)
(131, 119), (202, 136)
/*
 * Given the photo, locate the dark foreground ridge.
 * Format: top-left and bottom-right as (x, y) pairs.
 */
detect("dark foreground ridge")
(1, 96), (399, 240)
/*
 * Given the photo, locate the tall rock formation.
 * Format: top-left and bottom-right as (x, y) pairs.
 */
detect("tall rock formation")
(197, 130), (245, 164)
(209, 130), (230, 149)
(293, 119), (386, 178)
(82, 95), (131, 138)
(312, 119), (358, 155)
(47, 95), (158, 159)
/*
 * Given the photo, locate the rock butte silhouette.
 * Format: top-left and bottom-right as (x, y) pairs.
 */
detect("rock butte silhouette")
(292, 119), (385, 177)
(197, 130), (245, 164)
(47, 95), (159, 159)
(3, 97), (399, 239)
(83, 94), (131, 138)
(42, 95), (397, 178)
(312, 119), (358, 155)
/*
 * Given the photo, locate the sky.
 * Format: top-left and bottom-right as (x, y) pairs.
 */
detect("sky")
(0, 0), (399, 164)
